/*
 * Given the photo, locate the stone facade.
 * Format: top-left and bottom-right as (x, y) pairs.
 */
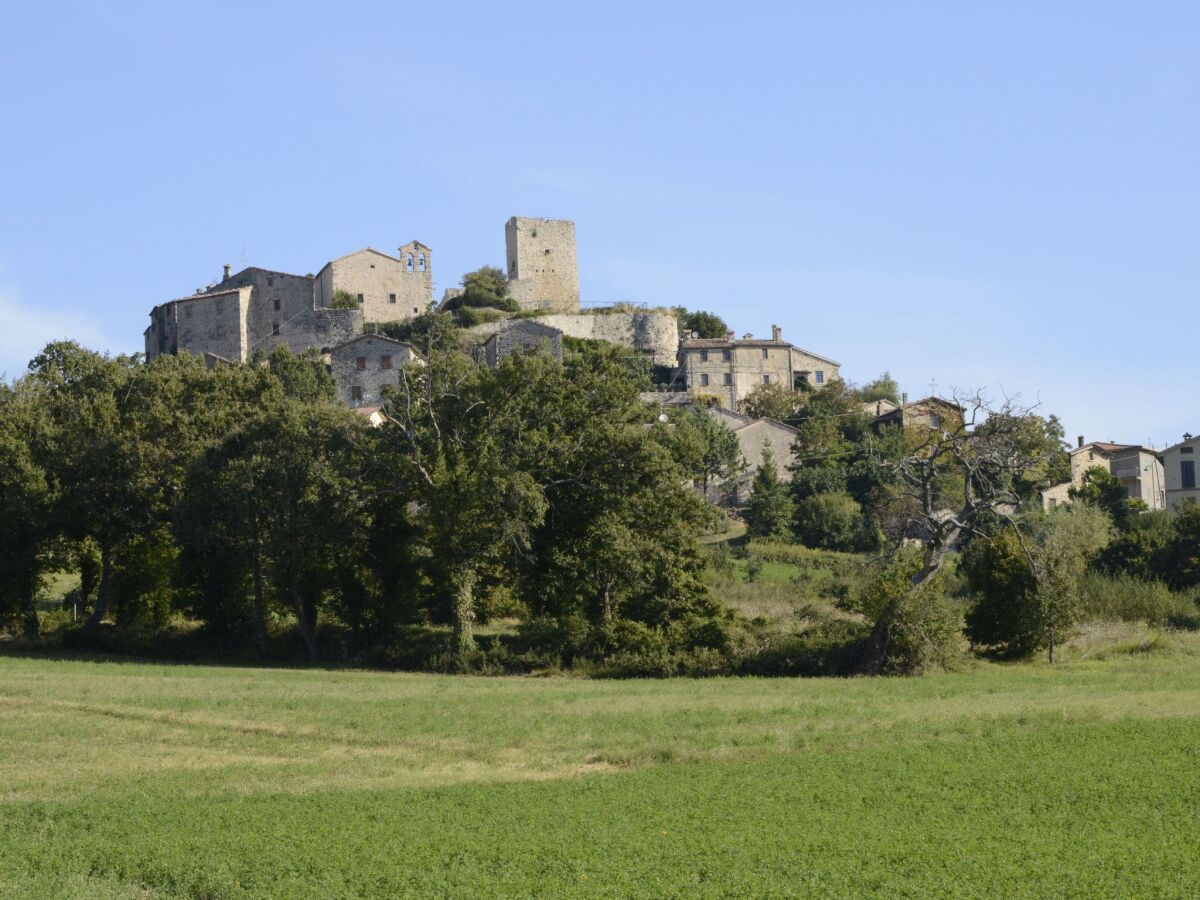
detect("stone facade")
(1040, 439), (1166, 513)
(329, 335), (422, 408)
(872, 397), (964, 432)
(505, 217), (579, 312)
(469, 309), (679, 366)
(482, 320), (563, 368)
(313, 242), (433, 323)
(679, 326), (840, 409)
(704, 406), (798, 505)
(1163, 433), (1200, 516)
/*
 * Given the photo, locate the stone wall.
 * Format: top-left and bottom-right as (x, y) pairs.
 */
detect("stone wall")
(329, 335), (421, 407)
(505, 217), (579, 312)
(483, 321), (563, 368)
(468, 310), (678, 366)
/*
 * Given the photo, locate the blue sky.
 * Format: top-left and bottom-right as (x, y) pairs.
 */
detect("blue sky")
(1, 2), (1195, 446)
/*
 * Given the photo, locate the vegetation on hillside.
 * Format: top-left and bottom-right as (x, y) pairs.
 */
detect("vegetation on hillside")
(2, 334), (1197, 676)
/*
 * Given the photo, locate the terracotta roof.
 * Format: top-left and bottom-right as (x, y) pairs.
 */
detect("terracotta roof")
(680, 338), (791, 349)
(156, 286), (246, 308)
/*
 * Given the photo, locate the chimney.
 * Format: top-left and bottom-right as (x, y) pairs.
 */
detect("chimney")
(901, 392), (908, 405)
(223, 264), (232, 281)
(1077, 435), (1084, 449)
(726, 330), (735, 341)
(771, 324), (781, 341)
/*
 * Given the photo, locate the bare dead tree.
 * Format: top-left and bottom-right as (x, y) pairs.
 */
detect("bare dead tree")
(866, 390), (1056, 587)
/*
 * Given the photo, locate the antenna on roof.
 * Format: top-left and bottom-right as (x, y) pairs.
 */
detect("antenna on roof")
(237, 244), (247, 268)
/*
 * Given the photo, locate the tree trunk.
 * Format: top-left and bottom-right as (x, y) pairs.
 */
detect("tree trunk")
(451, 567), (477, 653)
(22, 588), (39, 639)
(291, 581), (318, 662)
(1047, 628), (1056, 665)
(252, 552), (269, 660)
(857, 602), (895, 675)
(84, 542), (112, 632)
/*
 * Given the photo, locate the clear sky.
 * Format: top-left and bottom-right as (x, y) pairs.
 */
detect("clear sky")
(1, 2), (1195, 447)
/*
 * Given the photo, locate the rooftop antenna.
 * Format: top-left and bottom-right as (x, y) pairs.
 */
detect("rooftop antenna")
(237, 244), (247, 269)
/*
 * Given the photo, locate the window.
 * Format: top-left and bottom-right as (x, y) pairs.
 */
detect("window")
(1183, 446), (1195, 454)
(215, 300), (224, 314)
(700, 373), (709, 387)
(351, 386), (363, 402)
(413, 307), (418, 313)
(815, 370), (825, 384)
(267, 278), (274, 287)
(380, 355), (393, 370)
(700, 350), (708, 362)
(1183, 460), (1197, 490)
(273, 298), (281, 311)
(722, 349), (731, 361)
(762, 375), (770, 385)
(762, 348), (769, 359)
(184, 305), (192, 319)
(723, 373), (732, 385)
(356, 356), (367, 370)
(356, 293), (364, 305)
(271, 322), (280, 336)
(388, 293), (396, 305)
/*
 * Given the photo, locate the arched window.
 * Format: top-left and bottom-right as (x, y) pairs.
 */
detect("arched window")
(418, 254), (426, 272)
(406, 254), (414, 272)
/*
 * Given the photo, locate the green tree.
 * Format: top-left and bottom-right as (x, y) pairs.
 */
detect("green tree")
(329, 289), (359, 310)
(27, 342), (149, 631)
(857, 550), (962, 675)
(745, 445), (795, 539)
(860, 371), (901, 405)
(1161, 502), (1200, 590)
(673, 308), (729, 339)
(739, 382), (805, 423)
(0, 380), (54, 636)
(794, 492), (863, 550)
(443, 265), (517, 312)
(1070, 465), (1135, 530)
(963, 505), (1112, 661)
(664, 406), (744, 500)
(179, 400), (370, 659)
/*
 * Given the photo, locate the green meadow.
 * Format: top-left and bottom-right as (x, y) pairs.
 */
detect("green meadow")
(2, 638), (1199, 898)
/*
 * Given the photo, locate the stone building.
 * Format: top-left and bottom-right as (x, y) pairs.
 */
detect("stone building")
(505, 217), (579, 312)
(678, 325), (840, 409)
(1041, 437), (1166, 512)
(481, 320), (563, 368)
(1162, 432), (1199, 516)
(328, 334), (422, 408)
(871, 397), (964, 432)
(145, 240), (432, 364)
(313, 242), (433, 322)
(468, 308), (679, 367)
(706, 406), (798, 505)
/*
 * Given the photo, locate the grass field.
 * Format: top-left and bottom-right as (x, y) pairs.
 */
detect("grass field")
(2, 635), (1200, 898)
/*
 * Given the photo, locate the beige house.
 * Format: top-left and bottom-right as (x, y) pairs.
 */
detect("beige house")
(1162, 432), (1199, 516)
(328, 335), (422, 408)
(313, 242), (433, 322)
(679, 325), (840, 409)
(871, 397), (964, 432)
(705, 406), (798, 505)
(1041, 438), (1166, 512)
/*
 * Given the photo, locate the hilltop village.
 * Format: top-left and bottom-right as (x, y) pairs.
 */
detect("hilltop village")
(145, 216), (1199, 518)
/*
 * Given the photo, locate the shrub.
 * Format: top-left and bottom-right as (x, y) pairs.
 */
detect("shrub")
(859, 553), (963, 675)
(794, 492), (863, 551)
(1078, 573), (1200, 628)
(738, 619), (870, 677)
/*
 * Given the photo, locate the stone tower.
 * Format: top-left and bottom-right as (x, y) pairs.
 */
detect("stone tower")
(505, 216), (580, 312)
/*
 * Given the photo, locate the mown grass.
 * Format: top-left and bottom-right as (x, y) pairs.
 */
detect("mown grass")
(2, 641), (1200, 897)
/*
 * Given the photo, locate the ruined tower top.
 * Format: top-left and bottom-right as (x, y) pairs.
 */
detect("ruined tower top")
(504, 216), (579, 313)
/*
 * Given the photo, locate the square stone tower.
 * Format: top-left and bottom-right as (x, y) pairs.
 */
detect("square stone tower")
(505, 216), (580, 312)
